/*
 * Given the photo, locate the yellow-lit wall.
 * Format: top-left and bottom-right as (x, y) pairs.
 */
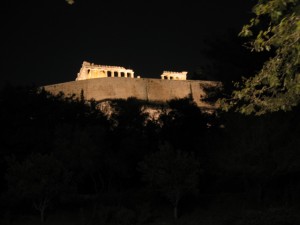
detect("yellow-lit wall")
(43, 78), (220, 109)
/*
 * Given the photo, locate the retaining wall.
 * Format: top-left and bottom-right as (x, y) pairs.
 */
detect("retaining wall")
(43, 78), (220, 109)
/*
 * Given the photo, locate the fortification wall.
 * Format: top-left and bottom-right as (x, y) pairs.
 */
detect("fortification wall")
(43, 78), (220, 109)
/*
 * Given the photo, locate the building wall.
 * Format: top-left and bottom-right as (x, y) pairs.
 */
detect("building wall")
(43, 78), (220, 109)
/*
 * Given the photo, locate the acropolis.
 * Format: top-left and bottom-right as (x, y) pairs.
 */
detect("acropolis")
(76, 61), (135, 80)
(75, 61), (188, 81)
(43, 61), (221, 111)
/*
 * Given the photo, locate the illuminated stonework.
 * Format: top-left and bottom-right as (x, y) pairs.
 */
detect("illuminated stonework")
(161, 71), (187, 80)
(76, 61), (135, 81)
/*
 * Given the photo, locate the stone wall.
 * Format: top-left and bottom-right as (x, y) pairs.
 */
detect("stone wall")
(43, 78), (221, 109)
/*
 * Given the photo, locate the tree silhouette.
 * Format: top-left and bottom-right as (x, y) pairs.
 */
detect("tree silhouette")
(138, 142), (200, 220)
(221, 0), (300, 115)
(6, 153), (72, 223)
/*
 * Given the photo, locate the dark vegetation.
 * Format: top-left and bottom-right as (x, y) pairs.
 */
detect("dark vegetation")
(0, 84), (300, 225)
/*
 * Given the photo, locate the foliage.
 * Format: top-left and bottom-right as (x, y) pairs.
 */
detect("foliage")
(109, 98), (149, 131)
(208, 109), (300, 207)
(220, 0), (300, 115)
(1, 84), (300, 223)
(235, 208), (300, 225)
(159, 97), (213, 153)
(138, 142), (200, 219)
(6, 153), (72, 223)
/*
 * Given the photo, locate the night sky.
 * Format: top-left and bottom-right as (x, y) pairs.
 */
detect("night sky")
(2, 0), (254, 86)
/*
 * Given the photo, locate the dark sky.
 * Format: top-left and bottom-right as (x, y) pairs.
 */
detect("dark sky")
(1, 0), (254, 86)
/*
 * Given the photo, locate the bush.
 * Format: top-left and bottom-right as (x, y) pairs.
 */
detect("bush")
(235, 208), (300, 225)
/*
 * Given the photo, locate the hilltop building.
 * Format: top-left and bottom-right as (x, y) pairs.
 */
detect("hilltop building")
(43, 61), (221, 111)
(76, 61), (135, 80)
(161, 71), (187, 80)
(76, 61), (187, 81)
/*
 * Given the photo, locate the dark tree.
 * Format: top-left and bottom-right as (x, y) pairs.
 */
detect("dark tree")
(138, 142), (200, 220)
(6, 153), (72, 223)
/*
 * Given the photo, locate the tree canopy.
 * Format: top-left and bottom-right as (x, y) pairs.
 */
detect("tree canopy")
(138, 142), (200, 220)
(6, 153), (72, 223)
(221, 0), (300, 115)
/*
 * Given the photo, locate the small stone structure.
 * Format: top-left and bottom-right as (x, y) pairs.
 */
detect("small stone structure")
(161, 71), (187, 80)
(76, 61), (135, 81)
